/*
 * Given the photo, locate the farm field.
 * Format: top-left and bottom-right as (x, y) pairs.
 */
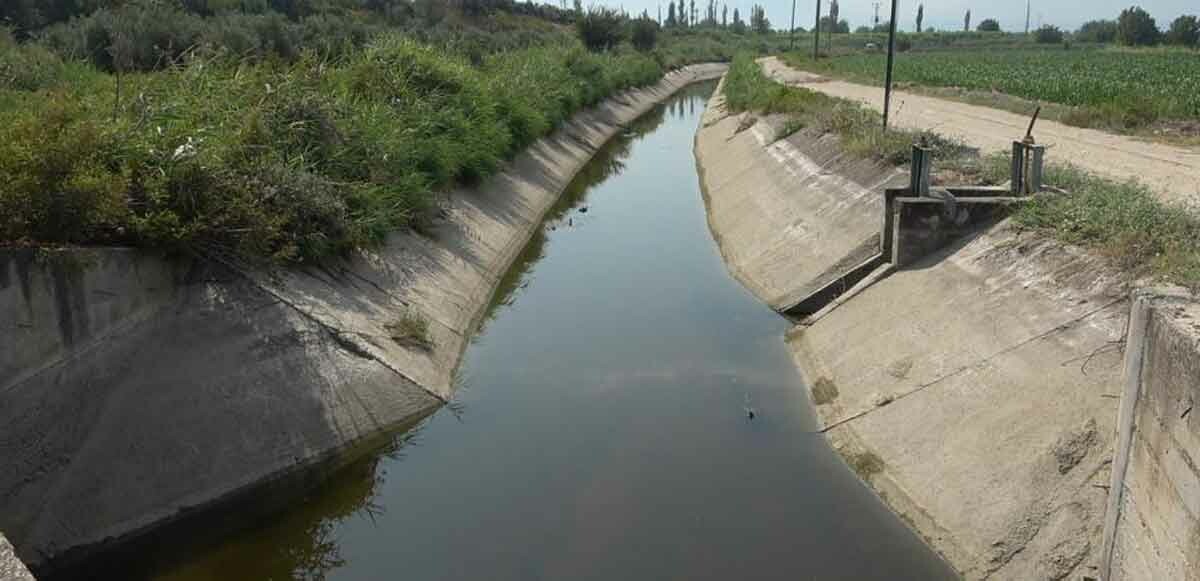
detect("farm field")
(783, 47), (1200, 131)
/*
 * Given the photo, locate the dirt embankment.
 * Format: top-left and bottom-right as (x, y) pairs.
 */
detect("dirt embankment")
(0, 63), (726, 573)
(759, 56), (1200, 209)
(697, 75), (1128, 580)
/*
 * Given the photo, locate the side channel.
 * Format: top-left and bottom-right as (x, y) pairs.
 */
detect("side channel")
(102, 80), (956, 581)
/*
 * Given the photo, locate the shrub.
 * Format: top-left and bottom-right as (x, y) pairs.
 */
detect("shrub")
(1165, 15), (1199, 47)
(0, 29), (72, 91)
(576, 7), (623, 52)
(1034, 25), (1064, 44)
(41, 4), (207, 72)
(1076, 19), (1118, 43)
(1118, 6), (1160, 46)
(631, 17), (658, 52)
(976, 18), (1000, 32)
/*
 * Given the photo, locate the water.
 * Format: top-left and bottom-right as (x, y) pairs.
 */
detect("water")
(118, 82), (955, 581)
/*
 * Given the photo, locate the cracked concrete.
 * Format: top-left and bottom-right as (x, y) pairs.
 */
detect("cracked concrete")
(0, 64), (727, 573)
(697, 76), (1129, 579)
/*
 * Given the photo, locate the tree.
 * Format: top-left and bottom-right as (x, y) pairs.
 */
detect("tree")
(915, 3), (923, 33)
(964, 10), (971, 32)
(750, 4), (769, 33)
(576, 6), (624, 51)
(631, 15), (658, 50)
(1034, 25), (1064, 44)
(1118, 6), (1160, 46)
(731, 6), (745, 33)
(722, 3), (727, 27)
(666, 1), (676, 26)
(690, 0), (696, 27)
(1165, 15), (1199, 47)
(1077, 19), (1118, 43)
(977, 18), (1000, 32)
(819, 16), (849, 33)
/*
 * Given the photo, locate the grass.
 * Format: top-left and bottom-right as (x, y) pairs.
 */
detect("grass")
(386, 311), (433, 350)
(782, 46), (1200, 133)
(0, 4), (787, 264)
(0, 33), (670, 263)
(1012, 162), (1200, 287)
(722, 53), (970, 166)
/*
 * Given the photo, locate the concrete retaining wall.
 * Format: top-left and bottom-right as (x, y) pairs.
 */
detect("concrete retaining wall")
(1104, 288), (1200, 581)
(0, 63), (726, 572)
(696, 81), (1131, 579)
(694, 80), (907, 312)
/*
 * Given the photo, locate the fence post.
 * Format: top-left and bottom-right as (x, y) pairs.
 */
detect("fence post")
(1010, 141), (1024, 195)
(910, 145), (931, 196)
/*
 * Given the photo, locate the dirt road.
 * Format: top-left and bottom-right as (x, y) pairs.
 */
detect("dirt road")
(759, 56), (1200, 208)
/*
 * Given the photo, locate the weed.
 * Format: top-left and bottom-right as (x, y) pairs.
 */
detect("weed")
(386, 311), (433, 350)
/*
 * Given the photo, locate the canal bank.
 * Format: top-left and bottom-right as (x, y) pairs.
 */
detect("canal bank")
(696, 77), (1131, 579)
(67, 79), (953, 580)
(0, 64), (726, 574)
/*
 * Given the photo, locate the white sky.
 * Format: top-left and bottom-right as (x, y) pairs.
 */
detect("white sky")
(604, 0), (1195, 32)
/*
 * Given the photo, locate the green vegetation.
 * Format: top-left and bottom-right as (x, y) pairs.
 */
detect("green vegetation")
(782, 48), (1200, 131)
(0, 34), (667, 262)
(1118, 6), (1161, 46)
(0, 2), (767, 262)
(977, 19), (1001, 33)
(1077, 20), (1119, 43)
(576, 7), (624, 52)
(1034, 25), (1064, 45)
(722, 54), (967, 165)
(387, 311), (433, 350)
(1010, 162), (1200, 287)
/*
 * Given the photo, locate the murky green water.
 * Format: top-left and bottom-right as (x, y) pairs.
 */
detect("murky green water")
(94, 81), (955, 581)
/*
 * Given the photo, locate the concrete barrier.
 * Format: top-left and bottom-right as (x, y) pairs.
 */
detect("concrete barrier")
(1103, 288), (1200, 580)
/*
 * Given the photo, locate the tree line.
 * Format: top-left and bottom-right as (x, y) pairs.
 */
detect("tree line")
(663, 1), (770, 34)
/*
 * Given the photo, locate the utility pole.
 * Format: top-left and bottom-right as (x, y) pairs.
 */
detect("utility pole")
(1024, 0), (1030, 34)
(790, 0), (798, 49)
(883, 0), (899, 129)
(873, 1), (880, 27)
(813, 0), (822, 59)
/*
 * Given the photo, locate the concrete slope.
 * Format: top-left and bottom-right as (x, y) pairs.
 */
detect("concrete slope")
(696, 83), (1131, 579)
(1, 533), (33, 581)
(695, 78), (907, 310)
(759, 56), (1200, 208)
(0, 63), (726, 572)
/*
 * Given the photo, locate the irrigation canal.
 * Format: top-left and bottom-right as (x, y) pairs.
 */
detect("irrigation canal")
(84, 80), (955, 581)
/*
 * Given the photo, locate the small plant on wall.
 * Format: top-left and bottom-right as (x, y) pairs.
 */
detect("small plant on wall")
(387, 311), (433, 350)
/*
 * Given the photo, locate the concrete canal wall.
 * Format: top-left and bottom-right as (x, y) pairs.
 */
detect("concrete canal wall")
(1, 533), (33, 581)
(1103, 288), (1200, 581)
(0, 64), (726, 573)
(697, 77), (1140, 579)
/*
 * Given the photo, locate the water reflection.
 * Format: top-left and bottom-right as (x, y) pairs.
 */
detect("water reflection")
(480, 93), (674, 333)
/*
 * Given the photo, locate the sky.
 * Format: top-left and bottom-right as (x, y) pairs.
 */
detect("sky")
(601, 0), (1194, 32)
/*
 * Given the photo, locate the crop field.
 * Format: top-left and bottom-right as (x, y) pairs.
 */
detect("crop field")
(785, 48), (1200, 126)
